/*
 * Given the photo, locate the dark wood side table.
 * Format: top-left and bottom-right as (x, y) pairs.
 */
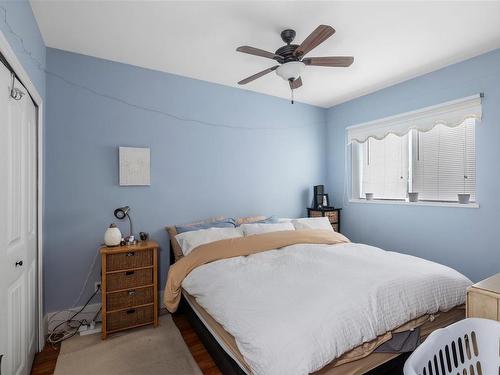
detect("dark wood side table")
(100, 240), (159, 339)
(307, 207), (342, 232)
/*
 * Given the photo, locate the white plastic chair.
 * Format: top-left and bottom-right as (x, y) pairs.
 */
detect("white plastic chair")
(404, 318), (500, 375)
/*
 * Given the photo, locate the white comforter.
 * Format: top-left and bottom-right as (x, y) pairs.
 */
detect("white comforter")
(182, 242), (472, 375)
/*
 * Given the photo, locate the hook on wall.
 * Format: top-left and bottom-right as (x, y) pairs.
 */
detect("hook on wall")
(9, 72), (24, 100)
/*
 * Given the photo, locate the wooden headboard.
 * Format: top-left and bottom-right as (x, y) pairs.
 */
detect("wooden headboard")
(166, 226), (180, 265)
(166, 215), (267, 266)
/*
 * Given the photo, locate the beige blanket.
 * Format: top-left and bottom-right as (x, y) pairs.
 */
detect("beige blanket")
(164, 229), (350, 312)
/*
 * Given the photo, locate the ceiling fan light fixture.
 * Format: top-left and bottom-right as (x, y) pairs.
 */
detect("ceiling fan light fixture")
(236, 25), (353, 92)
(276, 61), (305, 81)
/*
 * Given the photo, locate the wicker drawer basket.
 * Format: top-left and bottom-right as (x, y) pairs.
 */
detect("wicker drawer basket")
(106, 268), (153, 292)
(101, 240), (159, 339)
(107, 286), (154, 311)
(307, 208), (342, 233)
(107, 305), (154, 332)
(106, 249), (153, 271)
(309, 210), (322, 218)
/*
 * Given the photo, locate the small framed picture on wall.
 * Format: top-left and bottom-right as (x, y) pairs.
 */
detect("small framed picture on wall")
(119, 147), (150, 186)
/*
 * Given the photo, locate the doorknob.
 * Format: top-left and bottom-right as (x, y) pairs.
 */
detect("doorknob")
(15, 260), (23, 267)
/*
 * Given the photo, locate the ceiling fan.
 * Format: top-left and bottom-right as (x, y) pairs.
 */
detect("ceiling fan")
(236, 25), (354, 103)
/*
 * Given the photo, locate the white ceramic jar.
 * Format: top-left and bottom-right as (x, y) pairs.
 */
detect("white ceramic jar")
(104, 223), (122, 246)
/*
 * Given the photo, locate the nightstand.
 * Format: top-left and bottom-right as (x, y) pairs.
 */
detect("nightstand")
(100, 240), (159, 339)
(307, 207), (341, 232)
(466, 273), (500, 321)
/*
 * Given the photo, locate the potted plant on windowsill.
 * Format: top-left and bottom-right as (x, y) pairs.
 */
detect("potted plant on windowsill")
(458, 132), (471, 204)
(408, 192), (419, 202)
(458, 168), (471, 203)
(458, 174), (470, 204)
(458, 193), (470, 204)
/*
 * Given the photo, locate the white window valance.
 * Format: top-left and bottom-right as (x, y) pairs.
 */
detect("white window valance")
(346, 94), (482, 144)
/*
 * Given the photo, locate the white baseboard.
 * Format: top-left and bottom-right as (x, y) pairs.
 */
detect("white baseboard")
(44, 302), (102, 336)
(44, 289), (166, 338)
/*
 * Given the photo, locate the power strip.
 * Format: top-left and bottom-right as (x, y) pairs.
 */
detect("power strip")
(78, 321), (102, 336)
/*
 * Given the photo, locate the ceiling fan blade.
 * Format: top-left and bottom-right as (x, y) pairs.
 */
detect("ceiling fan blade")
(237, 46), (282, 61)
(238, 66), (279, 85)
(302, 56), (354, 67)
(289, 77), (303, 90)
(294, 25), (335, 57)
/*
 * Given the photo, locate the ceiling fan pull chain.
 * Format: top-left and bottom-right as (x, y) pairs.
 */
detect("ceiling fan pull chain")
(291, 87), (294, 104)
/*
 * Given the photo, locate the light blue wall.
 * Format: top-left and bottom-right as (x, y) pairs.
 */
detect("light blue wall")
(0, 0), (45, 97)
(326, 48), (500, 283)
(44, 48), (327, 313)
(5, 0), (496, 313)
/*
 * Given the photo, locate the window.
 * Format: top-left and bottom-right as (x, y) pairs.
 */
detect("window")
(359, 134), (409, 200)
(413, 120), (475, 202)
(352, 120), (476, 202)
(348, 95), (481, 205)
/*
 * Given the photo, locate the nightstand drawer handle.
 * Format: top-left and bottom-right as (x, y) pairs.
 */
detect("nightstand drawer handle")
(126, 309), (136, 315)
(128, 290), (136, 296)
(125, 271), (135, 276)
(126, 252), (135, 257)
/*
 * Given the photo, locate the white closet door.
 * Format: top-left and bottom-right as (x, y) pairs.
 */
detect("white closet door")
(0, 62), (38, 375)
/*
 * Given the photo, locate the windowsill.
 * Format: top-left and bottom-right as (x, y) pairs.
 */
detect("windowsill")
(349, 198), (479, 208)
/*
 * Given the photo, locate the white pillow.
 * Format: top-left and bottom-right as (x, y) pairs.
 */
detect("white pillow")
(292, 217), (333, 231)
(240, 222), (295, 236)
(175, 227), (243, 256)
(275, 218), (293, 223)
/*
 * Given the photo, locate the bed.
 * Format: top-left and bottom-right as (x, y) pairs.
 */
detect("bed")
(165, 217), (471, 375)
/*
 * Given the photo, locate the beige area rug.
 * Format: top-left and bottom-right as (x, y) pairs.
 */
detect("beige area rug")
(54, 315), (202, 375)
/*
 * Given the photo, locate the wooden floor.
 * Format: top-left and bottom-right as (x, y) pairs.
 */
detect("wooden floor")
(30, 313), (220, 375)
(31, 313), (403, 375)
(30, 343), (60, 375)
(172, 313), (222, 375)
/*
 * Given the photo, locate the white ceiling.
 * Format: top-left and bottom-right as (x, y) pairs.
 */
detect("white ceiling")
(30, 1), (500, 108)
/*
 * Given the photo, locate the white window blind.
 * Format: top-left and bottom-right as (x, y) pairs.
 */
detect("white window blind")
(413, 120), (475, 202)
(349, 95), (481, 204)
(360, 133), (408, 200)
(347, 95), (482, 144)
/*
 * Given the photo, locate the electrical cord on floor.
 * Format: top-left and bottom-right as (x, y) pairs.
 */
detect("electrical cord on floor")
(92, 306), (102, 323)
(47, 285), (101, 345)
(72, 251), (100, 308)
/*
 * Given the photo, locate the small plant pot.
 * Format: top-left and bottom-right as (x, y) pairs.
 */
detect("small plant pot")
(365, 193), (374, 200)
(408, 192), (419, 202)
(458, 193), (470, 204)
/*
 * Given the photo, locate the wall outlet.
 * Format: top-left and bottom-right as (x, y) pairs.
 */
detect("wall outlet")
(94, 282), (101, 293)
